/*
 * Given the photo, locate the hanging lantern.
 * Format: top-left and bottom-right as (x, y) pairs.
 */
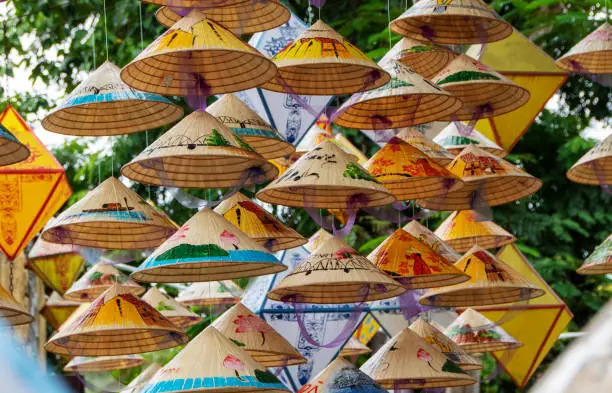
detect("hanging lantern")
(339, 337), (371, 357)
(577, 234), (612, 274)
(383, 37), (458, 79)
(556, 22), (612, 75)
(444, 308), (522, 352)
(395, 127), (456, 166)
(0, 122), (29, 166)
(64, 355), (145, 373)
(176, 281), (243, 307)
(141, 287), (202, 329)
(567, 133), (612, 186)
(0, 283), (34, 326)
(64, 262), (144, 302)
(434, 210), (516, 252)
(300, 358), (387, 393)
(40, 292), (81, 330)
(434, 122), (507, 157)
(27, 238), (85, 295)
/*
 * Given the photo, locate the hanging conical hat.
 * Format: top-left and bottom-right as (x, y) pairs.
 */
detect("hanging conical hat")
(444, 308), (522, 352)
(139, 326), (291, 393)
(0, 122), (29, 166)
(360, 327), (476, 389)
(305, 228), (333, 253)
(396, 127), (456, 166)
(266, 236), (407, 304)
(368, 228), (469, 289)
(295, 122), (334, 155)
(300, 358), (387, 393)
(434, 122), (507, 157)
(0, 284), (33, 326)
(389, 0), (512, 44)
(382, 37), (459, 80)
(339, 337), (372, 357)
(409, 317), (482, 371)
(121, 363), (161, 393)
(334, 60), (463, 130)
(261, 20), (391, 95)
(214, 193), (306, 252)
(41, 177), (177, 249)
(141, 287), (202, 329)
(64, 354), (145, 373)
(142, 0), (247, 6)
(212, 302), (306, 367)
(434, 210), (516, 252)
(120, 11), (277, 96)
(432, 54), (530, 120)
(567, 133), (612, 185)
(364, 136), (463, 201)
(417, 146), (542, 211)
(27, 238), (85, 295)
(257, 140), (396, 209)
(40, 292), (81, 330)
(42, 61), (183, 136)
(419, 245), (545, 307)
(557, 22), (612, 74)
(577, 234), (612, 275)
(403, 221), (461, 263)
(121, 110), (278, 188)
(45, 285), (189, 356)
(177, 281), (243, 307)
(131, 208), (285, 283)
(64, 262), (145, 302)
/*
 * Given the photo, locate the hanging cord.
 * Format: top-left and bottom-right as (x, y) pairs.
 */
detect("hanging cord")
(387, 0), (392, 50)
(139, 0), (151, 200)
(103, 0), (109, 60)
(3, 19), (9, 101)
(8, 259), (14, 295)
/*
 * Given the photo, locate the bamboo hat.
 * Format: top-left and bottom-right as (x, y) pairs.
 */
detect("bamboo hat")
(120, 11), (277, 96)
(432, 54), (530, 120)
(41, 177), (177, 250)
(40, 292), (81, 330)
(45, 285), (189, 356)
(208, 94), (294, 160)
(403, 221), (462, 263)
(131, 208), (285, 283)
(434, 122), (507, 157)
(214, 193), (306, 252)
(266, 236), (407, 304)
(419, 245), (545, 307)
(212, 302), (306, 367)
(383, 37), (459, 79)
(577, 234), (612, 275)
(334, 60), (463, 130)
(27, 238), (85, 295)
(339, 337), (372, 357)
(417, 146), (542, 211)
(389, 0), (513, 44)
(176, 281), (243, 307)
(0, 284), (34, 326)
(360, 327), (476, 389)
(257, 140), (396, 209)
(299, 358), (387, 393)
(141, 287), (202, 329)
(41, 61), (183, 136)
(121, 110), (278, 188)
(556, 22), (612, 74)
(261, 20), (391, 95)
(434, 210), (516, 252)
(64, 354), (145, 373)
(395, 127), (456, 166)
(567, 133), (612, 185)
(444, 308), (522, 353)
(64, 262), (145, 302)
(0, 122), (29, 166)
(304, 228), (333, 253)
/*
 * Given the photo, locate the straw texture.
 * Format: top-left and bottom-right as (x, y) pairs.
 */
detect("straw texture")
(396, 127), (456, 166)
(403, 221), (462, 263)
(141, 287), (202, 329)
(434, 122), (507, 157)
(0, 284), (34, 326)
(143, 0), (248, 6)
(339, 337), (372, 357)
(64, 355), (145, 373)
(567, 133), (612, 185)
(40, 292), (81, 330)
(305, 228), (333, 253)
(0, 123), (29, 166)
(434, 210), (516, 252)
(299, 358), (387, 393)
(177, 281), (243, 307)
(577, 234), (612, 275)
(383, 37), (459, 79)
(556, 22), (612, 74)
(27, 238), (85, 295)
(64, 262), (145, 302)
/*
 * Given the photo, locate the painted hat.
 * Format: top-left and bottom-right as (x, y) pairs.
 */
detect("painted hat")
(556, 22), (612, 74)
(339, 337), (372, 357)
(295, 122), (334, 156)
(304, 228), (333, 253)
(444, 308), (522, 352)
(42, 61), (183, 136)
(419, 245), (545, 307)
(64, 354), (145, 373)
(577, 234), (612, 275)
(64, 262), (145, 302)
(27, 238), (85, 295)
(383, 37), (459, 79)
(434, 122), (507, 157)
(567, 133), (612, 185)
(395, 127), (456, 166)
(266, 236), (407, 304)
(0, 284), (34, 326)
(299, 358), (387, 393)
(40, 292), (81, 330)
(0, 122), (29, 166)
(403, 221), (462, 263)
(434, 210), (516, 252)
(261, 20), (391, 95)
(41, 177), (177, 249)
(176, 281), (243, 307)
(121, 110), (278, 188)
(142, 0), (247, 6)
(141, 287), (202, 329)
(131, 208), (285, 283)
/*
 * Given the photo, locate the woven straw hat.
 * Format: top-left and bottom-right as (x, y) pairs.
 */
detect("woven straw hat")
(299, 358), (387, 393)
(395, 127), (456, 166)
(212, 302), (306, 367)
(577, 234), (612, 275)
(295, 121), (334, 156)
(0, 123), (29, 166)
(0, 284), (34, 326)
(208, 95), (294, 159)
(417, 146), (542, 211)
(360, 327), (476, 389)
(419, 245), (545, 307)
(567, 133), (612, 185)
(40, 292), (81, 330)
(142, 0), (248, 6)
(120, 363), (161, 393)
(304, 228), (333, 253)
(27, 238), (85, 295)
(434, 210), (516, 252)
(403, 221), (461, 263)
(41, 177), (177, 249)
(131, 208), (285, 283)
(444, 308), (522, 353)
(266, 236), (407, 304)
(339, 337), (372, 357)
(28, 237), (79, 259)
(122, 110), (278, 188)
(257, 140), (396, 209)
(121, 11), (277, 96)
(390, 0), (512, 44)
(64, 355), (145, 373)
(42, 61), (183, 136)
(557, 22), (612, 74)
(261, 20), (391, 95)
(432, 54), (530, 120)
(176, 281), (243, 307)
(45, 285), (189, 356)
(434, 122), (507, 157)
(141, 287), (202, 329)
(383, 37), (459, 80)
(64, 262), (145, 302)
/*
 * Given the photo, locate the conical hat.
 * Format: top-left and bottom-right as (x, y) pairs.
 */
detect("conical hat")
(64, 354), (145, 373)
(434, 210), (516, 252)
(432, 54), (530, 120)
(266, 236), (407, 304)
(364, 136), (463, 201)
(121, 363), (161, 393)
(177, 281), (243, 307)
(389, 0), (512, 44)
(339, 337), (371, 357)
(261, 20), (391, 95)
(567, 133), (612, 185)
(40, 292), (81, 330)
(557, 22), (612, 74)
(142, 0), (246, 6)
(0, 284), (33, 326)
(64, 262), (145, 302)
(141, 287), (202, 329)
(368, 228), (469, 289)
(295, 122), (334, 155)
(305, 228), (333, 253)
(360, 327), (476, 389)
(417, 146), (542, 211)
(214, 193), (306, 252)
(0, 122), (29, 166)
(131, 208), (285, 283)
(27, 238), (85, 295)
(444, 308), (522, 352)
(383, 37), (459, 79)
(257, 140), (396, 209)
(403, 221), (462, 263)
(139, 326), (291, 393)
(434, 122), (507, 157)
(42, 61), (183, 136)
(41, 177), (177, 249)
(419, 245), (545, 307)
(121, 110), (278, 188)
(409, 317), (482, 371)
(396, 127), (456, 166)
(212, 302), (306, 367)
(577, 234), (612, 275)
(120, 11), (277, 96)
(45, 285), (189, 356)
(300, 358), (387, 393)
(334, 60), (463, 130)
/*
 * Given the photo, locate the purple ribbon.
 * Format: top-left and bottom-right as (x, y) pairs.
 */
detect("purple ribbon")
(304, 194), (369, 238)
(397, 289), (433, 321)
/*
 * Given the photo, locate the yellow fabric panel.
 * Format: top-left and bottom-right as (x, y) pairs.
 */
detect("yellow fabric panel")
(354, 313), (380, 345)
(30, 253), (85, 295)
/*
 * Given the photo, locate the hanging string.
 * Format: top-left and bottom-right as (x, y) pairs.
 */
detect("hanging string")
(103, 0), (109, 60)
(387, 0), (392, 50)
(3, 19), (9, 101)
(91, 26), (97, 69)
(138, 0), (144, 52)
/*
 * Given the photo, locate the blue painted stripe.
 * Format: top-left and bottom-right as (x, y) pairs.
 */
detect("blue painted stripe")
(138, 250), (280, 270)
(231, 127), (281, 140)
(141, 376), (286, 393)
(58, 91), (173, 109)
